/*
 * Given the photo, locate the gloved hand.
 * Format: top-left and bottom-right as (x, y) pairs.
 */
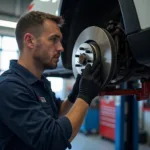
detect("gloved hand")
(77, 59), (101, 105)
(68, 74), (81, 103)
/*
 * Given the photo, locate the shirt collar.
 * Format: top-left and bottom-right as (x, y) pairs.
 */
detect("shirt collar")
(9, 60), (48, 85)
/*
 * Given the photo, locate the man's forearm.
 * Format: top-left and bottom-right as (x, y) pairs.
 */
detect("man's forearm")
(65, 98), (89, 142)
(64, 60), (101, 142)
(59, 99), (74, 116)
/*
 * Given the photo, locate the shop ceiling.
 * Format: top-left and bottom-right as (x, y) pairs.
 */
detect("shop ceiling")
(0, 0), (32, 20)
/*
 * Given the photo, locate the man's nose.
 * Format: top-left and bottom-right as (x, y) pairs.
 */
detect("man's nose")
(57, 41), (64, 52)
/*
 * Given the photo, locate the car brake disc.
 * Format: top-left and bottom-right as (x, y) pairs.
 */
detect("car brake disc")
(72, 26), (117, 88)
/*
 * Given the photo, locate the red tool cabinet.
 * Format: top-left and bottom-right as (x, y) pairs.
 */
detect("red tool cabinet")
(99, 96), (116, 140)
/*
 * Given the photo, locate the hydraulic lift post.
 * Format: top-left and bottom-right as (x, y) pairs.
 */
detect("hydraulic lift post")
(99, 81), (146, 150)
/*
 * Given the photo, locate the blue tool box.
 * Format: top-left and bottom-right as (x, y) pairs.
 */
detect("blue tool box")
(80, 108), (99, 134)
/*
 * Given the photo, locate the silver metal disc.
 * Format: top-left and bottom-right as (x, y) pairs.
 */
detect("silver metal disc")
(72, 26), (117, 88)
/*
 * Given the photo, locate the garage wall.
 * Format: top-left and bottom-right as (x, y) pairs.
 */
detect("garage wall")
(0, 27), (15, 37)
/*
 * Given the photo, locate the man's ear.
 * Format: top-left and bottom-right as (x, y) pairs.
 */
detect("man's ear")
(24, 33), (36, 49)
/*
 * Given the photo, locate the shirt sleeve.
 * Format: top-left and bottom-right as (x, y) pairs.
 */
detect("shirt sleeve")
(0, 80), (72, 150)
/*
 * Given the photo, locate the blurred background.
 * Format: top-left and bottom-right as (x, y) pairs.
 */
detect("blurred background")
(0, 1), (150, 150)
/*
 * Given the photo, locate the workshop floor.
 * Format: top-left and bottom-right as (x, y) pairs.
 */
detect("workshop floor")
(68, 133), (150, 150)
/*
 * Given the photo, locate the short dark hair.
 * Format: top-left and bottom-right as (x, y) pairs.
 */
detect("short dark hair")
(15, 11), (64, 51)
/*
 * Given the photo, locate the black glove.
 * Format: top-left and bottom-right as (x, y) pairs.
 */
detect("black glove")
(68, 74), (81, 103)
(77, 59), (101, 105)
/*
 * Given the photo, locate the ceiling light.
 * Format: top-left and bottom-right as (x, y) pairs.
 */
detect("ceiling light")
(52, 0), (58, 3)
(55, 10), (58, 16)
(0, 20), (17, 29)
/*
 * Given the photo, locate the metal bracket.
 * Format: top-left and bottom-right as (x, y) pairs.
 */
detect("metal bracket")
(100, 81), (150, 101)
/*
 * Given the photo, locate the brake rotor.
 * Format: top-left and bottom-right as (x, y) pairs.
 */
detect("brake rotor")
(72, 26), (117, 88)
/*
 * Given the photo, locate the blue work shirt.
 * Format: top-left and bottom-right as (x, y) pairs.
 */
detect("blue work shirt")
(0, 60), (72, 150)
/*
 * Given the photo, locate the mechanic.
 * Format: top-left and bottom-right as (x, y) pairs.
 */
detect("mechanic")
(0, 11), (101, 150)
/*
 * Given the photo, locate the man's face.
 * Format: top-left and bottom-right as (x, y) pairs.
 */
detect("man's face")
(33, 20), (64, 70)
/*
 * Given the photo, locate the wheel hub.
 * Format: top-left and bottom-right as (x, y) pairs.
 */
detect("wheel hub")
(74, 42), (100, 73)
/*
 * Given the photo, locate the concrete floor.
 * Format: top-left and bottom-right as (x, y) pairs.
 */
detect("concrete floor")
(68, 133), (150, 150)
